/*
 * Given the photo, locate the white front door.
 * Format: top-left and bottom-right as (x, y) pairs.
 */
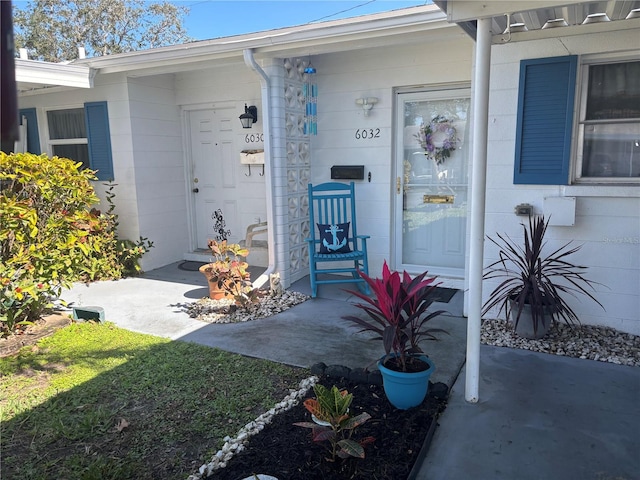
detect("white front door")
(394, 89), (471, 281)
(189, 108), (239, 249)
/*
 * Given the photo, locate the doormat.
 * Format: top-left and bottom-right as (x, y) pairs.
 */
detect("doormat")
(178, 261), (207, 272)
(432, 287), (458, 303)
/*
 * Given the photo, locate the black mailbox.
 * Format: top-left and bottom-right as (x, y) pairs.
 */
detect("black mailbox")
(330, 165), (365, 180)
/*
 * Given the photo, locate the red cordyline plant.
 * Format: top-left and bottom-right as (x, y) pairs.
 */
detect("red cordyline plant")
(343, 261), (447, 372)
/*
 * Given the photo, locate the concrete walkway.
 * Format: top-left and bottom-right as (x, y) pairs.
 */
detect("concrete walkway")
(415, 345), (640, 480)
(61, 261), (468, 387)
(61, 262), (640, 480)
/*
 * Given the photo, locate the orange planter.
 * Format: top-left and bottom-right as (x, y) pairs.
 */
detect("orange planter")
(199, 264), (234, 300)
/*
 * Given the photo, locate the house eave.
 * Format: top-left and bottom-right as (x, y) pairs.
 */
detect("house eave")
(434, 0), (640, 40)
(437, 0), (590, 23)
(492, 16), (640, 44)
(73, 5), (453, 75)
(16, 58), (94, 92)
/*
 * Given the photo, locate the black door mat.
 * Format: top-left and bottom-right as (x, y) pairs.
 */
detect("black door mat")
(178, 261), (207, 271)
(178, 261), (266, 279)
(432, 287), (458, 303)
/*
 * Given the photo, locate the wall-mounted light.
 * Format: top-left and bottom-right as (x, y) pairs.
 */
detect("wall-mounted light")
(355, 97), (379, 116)
(239, 104), (258, 128)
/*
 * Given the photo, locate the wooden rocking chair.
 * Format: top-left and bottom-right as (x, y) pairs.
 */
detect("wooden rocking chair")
(305, 182), (371, 298)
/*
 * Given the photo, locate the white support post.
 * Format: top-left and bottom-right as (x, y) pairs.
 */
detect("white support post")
(465, 17), (492, 403)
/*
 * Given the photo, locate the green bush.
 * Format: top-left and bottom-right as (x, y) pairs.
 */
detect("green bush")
(0, 152), (153, 336)
(93, 183), (154, 279)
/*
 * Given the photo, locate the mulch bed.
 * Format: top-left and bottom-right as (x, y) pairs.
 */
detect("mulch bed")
(0, 313), (71, 357)
(208, 376), (448, 480)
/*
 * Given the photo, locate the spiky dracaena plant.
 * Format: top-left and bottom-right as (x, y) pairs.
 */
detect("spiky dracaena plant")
(342, 261), (447, 372)
(482, 216), (604, 336)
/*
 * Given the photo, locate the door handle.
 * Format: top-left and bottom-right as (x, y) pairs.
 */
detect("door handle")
(396, 177), (401, 194)
(192, 188), (199, 193)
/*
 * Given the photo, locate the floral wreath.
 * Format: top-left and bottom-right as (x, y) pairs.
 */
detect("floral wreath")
(416, 115), (458, 165)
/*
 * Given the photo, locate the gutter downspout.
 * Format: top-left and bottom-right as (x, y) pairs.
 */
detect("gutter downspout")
(244, 48), (276, 289)
(466, 17), (492, 403)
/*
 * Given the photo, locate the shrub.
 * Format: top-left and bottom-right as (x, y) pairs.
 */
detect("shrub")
(83, 183), (154, 280)
(0, 152), (152, 335)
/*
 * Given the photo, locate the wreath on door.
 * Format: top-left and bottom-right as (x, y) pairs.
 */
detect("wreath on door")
(416, 115), (458, 165)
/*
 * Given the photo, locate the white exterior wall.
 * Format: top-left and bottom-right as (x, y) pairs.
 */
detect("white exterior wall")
(310, 37), (474, 276)
(16, 73), (141, 247)
(485, 28), (640, 334)
(17, 73), (191, 272)
(126, 75), (187, 270)
(175, 64), (268, 247)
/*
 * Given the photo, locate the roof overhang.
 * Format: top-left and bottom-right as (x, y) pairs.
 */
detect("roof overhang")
(16, 58), (94, 94)
(434, 0), (640, 41)
(71, 5), (460, 76)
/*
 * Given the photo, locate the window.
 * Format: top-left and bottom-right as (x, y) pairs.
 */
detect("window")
(514, 56), (640, 186)
(44, 102), (114, 181)
(47, 108), (90, 170)
(576, 60), (640, 181)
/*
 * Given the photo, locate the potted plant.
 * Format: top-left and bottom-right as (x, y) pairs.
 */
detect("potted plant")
(482, 215), (604, 339)
(342, 261), (447, 409)
(199, 239), (252, 302)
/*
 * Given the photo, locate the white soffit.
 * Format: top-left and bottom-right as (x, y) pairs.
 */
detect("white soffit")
(438, 0), (640, 35)
(444, 0), (586, 22)
(16, 59), (93, 91)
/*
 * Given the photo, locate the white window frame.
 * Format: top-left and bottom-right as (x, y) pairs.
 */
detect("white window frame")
(45, 106), (89, 162)
(573, 54), (640, 185)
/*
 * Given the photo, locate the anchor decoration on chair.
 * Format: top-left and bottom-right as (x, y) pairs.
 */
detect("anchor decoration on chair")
(322, 224), (348, 252)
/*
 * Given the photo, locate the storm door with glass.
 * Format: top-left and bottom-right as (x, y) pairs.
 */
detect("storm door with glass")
(394, 89), (471, 280)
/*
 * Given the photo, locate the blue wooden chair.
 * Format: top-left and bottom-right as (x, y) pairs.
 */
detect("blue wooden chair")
(306, 182), (371, 298)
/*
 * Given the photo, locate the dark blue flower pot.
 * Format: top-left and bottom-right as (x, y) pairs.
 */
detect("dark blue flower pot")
(377, 355), (435, 410)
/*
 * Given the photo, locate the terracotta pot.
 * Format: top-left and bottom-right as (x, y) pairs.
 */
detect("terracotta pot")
(198, 264), (233, 300)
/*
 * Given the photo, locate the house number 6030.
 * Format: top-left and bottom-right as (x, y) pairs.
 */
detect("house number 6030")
(245, 133), (264, 143)
(355, 128), (380, 139)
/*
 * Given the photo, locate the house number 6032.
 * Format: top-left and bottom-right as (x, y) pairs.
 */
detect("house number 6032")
(245, 133), (264, 143)
(355, 128), (380, 140)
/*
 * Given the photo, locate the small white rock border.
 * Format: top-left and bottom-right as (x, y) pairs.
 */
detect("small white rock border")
(187, 376), (318, 480)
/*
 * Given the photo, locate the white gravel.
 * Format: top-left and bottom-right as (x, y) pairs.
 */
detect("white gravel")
(186, 290), (309, 324)
(481, 319), (640, 367)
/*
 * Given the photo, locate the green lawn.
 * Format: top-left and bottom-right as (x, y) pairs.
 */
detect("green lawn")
(0, 322), (308, 480)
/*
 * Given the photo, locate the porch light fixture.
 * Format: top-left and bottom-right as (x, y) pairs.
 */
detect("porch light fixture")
(542, 18), (568, 29)
(239, 104), (258, 129)
(356, 97), (379, 116)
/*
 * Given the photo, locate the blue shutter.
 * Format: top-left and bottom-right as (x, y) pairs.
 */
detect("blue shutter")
(18, 108), (41, 153)
(514, 56), (577, 185)
(84, 101), (114, 181)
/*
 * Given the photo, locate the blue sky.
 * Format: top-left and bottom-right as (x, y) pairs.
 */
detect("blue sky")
(172, 1), (430, 39)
